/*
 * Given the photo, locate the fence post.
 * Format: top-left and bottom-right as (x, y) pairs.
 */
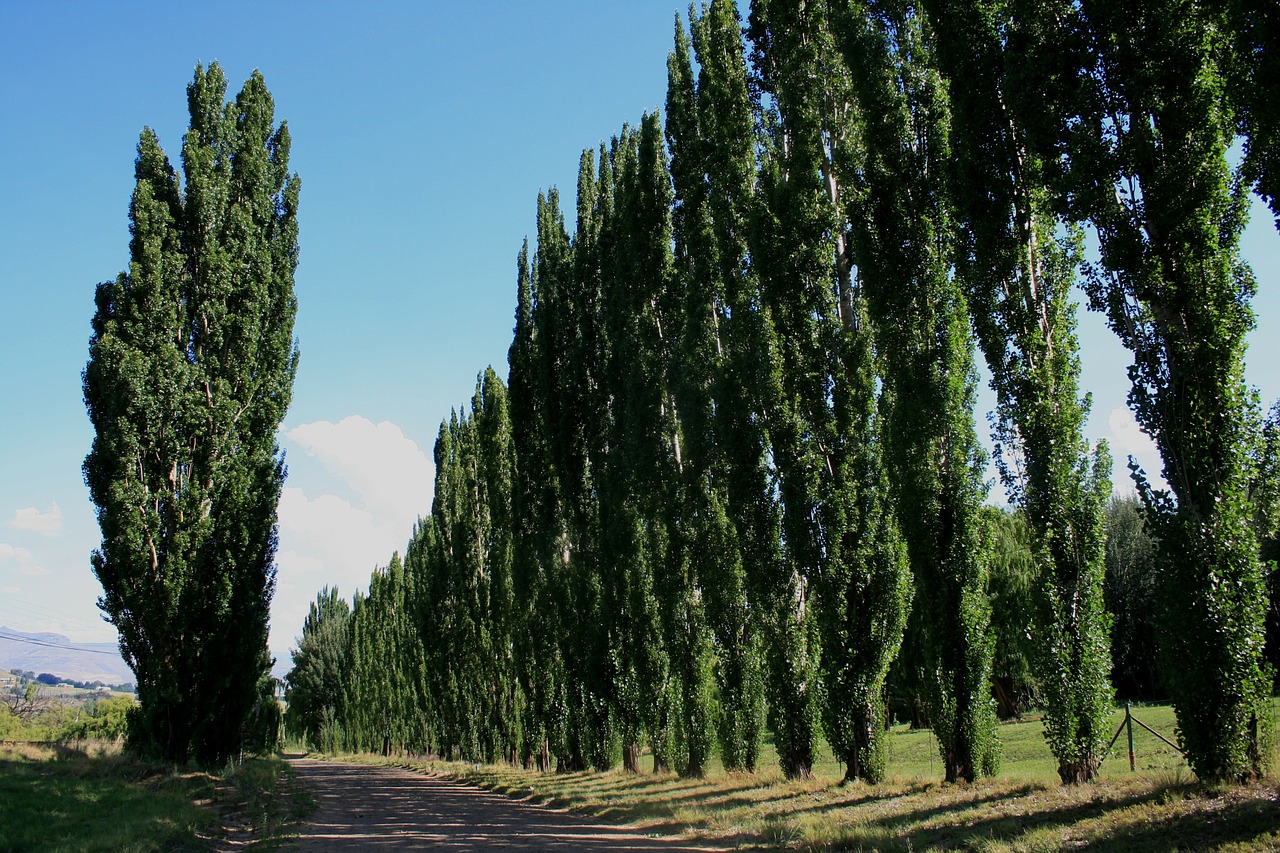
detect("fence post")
(1126, 702), (1135, 772)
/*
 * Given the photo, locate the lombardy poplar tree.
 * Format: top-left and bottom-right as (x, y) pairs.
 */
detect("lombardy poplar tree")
(84, 63), (299, 764)
(1055, 0), (1272, 782)
(667, 14), (764, 777)
(686, 0), (824, 782)
(747, 0), (913, 784)
(284, 586), (352, 750)
(508, 239), (561, 771)
(689, 0), (818, 780)
(921, 0), (1113, 784)
(828, 1), (1000, 783)
(598, 118), (680, 774)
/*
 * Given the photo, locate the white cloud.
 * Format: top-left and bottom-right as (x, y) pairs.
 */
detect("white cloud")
(0, 543), (47, 577)
(276, 488), (392, 578)
(8, 502), (63, 535)
(1107, 407), (1166, 489)
(0, 543), (33, 563)
(284, 416), (433, 531)
(269, 417), (434, 662)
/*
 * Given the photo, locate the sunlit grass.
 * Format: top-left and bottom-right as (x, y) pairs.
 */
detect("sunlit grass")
(0, 742), (309, 852)
(337, 700), (1280, 851)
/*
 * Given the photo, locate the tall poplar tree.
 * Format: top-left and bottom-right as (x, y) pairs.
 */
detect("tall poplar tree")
(921, 0), (1114, 784)
(84, 63), (299, 764)
(748, 0), (913, 784)
(508, 239), (562, 770)
(284, 586), (351, 750)
(828, 1), (1000, 783)
(598, 118), (682, 773)
(1045, 0), (1272, 781)
(667, 11), (764, 777)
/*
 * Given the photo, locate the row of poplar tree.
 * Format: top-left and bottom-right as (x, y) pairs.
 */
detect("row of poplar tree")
(286, 0), (1280, 785)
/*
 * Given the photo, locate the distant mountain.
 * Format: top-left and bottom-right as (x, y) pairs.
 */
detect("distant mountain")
(0, 627), (132, 685)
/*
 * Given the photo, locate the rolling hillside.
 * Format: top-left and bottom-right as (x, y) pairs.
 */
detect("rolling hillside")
(0, 627), (131, 684)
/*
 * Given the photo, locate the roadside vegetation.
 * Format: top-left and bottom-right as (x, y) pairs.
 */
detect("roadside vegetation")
(0, 741), (308, 852)
(1, 668), (134, 743)
(327, 701), (1280, 851)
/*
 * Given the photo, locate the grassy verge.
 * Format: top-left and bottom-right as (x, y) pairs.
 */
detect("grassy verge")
(0, 742), (311, 852)
(336, 702), (1280, 851)
(217, 753), (315, 850)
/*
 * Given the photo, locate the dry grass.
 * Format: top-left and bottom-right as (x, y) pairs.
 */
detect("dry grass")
(335, 702), (1280, 850)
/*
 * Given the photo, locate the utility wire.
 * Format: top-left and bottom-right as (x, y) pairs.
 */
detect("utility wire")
(0, 629), (120, 657)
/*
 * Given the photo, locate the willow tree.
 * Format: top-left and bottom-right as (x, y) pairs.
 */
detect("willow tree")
(829, 1), (1000, 783)
(1047, 0), (1272, 781)
(84, 63), (299, 764)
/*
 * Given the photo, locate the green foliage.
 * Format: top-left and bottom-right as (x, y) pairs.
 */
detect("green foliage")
(917, 0), (1114, 785)
(1218, 0), (1280, 228)
(284, 586), (352, 749)
(1103, 495), (1164, 701)
(83, 62), (298, 766)
(667, 11), (764, 777)
(746, 0), (914, 784)
(372, 554), (428, 755)
(60, 696), (136, 741)
(984, 508), (1040, 718)
(822, 0), (1000, 783)
(690, 0), (817, 781)
(242, 675), (283, 755)
(1041, 0), (1273, 782)
(285, 0), (1275, 792)
(1257, 403), (1280, 686)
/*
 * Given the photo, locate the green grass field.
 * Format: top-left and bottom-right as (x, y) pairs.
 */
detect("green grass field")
(347, 701), (1280, 851)
(0, 742), (308, 852)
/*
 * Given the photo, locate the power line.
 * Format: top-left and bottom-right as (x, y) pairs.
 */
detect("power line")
(0, 629), (120, 657)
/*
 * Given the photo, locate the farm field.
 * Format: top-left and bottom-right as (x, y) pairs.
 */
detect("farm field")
(335, 701), (1280, 851)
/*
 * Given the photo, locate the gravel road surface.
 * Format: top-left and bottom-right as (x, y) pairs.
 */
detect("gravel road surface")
(286, 758), (723, 851)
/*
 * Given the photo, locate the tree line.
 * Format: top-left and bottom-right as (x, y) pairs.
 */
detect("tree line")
(287, 0), (1279, 786)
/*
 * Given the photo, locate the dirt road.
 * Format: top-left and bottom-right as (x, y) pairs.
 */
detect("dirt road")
(286, 758), (722, 851)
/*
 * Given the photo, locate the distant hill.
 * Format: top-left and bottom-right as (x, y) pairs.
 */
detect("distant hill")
(0, 627), (132, 685)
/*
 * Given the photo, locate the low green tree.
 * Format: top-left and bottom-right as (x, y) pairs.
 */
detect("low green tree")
(1103, 496), (1163, 702)
(285, 587), (351, 748)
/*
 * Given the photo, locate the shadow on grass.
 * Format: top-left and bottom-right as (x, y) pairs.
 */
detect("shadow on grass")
(1078, 789), (1280, 851)
(890, 788), (1158, 851)
(866, 781), (1280, 852)
(0, 749), (213, 851)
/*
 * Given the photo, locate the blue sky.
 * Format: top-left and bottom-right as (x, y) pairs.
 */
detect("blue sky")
(1, 2), (1276, 672)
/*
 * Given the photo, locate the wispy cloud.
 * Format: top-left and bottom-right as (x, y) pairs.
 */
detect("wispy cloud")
(0, 542), (47, 576)
(7, 502), (63, 536)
